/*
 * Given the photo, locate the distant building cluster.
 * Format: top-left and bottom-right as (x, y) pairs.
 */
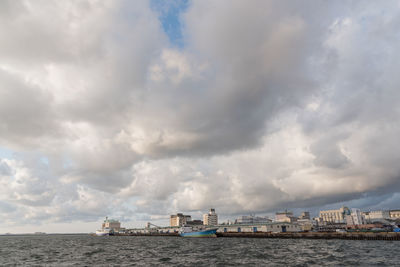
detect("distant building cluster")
(314, 207), (400, 232)
(170, 208), (219, 227)
(318, 207), (400, 224)
(101, 207), (400, 235)
(166, 206), (400, 233)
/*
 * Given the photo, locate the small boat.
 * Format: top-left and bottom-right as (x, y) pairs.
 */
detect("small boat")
(179, 226), (218, 237)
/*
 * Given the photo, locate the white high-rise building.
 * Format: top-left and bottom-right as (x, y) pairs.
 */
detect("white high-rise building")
(346, 208), (365, 225)
(203, 208), (218, 225)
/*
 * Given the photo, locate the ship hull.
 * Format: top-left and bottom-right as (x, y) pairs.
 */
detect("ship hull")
(95, 232), (109, 236)
(95, 230), (110, 236)
(180, 228), (217, 237)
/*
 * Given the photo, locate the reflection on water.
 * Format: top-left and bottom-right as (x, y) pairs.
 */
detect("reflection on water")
(0, 234), (399, 266)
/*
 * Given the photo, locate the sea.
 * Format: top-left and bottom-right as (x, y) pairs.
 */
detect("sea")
(1, 234), (399, 266)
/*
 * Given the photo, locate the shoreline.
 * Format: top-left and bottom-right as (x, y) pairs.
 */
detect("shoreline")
(217, 232), (400, 241)
(109, 231), (400, 241)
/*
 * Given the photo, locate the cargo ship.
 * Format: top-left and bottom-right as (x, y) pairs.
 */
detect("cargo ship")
(179, 227), (217, 237)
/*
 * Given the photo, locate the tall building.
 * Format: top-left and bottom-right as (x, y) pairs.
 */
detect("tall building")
(170, 213), (192, 226)
(319, 206), (350, 223)
(346, 208), (365, 225)
(203, 208), (218, 225)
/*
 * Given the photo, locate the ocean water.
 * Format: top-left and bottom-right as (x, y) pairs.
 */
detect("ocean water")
(0, 234), (399, 266)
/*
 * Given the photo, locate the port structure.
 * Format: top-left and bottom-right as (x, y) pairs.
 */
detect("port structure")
(146, 222), (161, 229)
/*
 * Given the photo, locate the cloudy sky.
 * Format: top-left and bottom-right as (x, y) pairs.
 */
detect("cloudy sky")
(1, 0), (400, 233)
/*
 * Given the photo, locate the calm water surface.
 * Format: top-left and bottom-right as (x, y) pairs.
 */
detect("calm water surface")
(0, 234), (399, 266)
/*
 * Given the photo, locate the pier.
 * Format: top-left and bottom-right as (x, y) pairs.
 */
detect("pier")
(114, 232), (179, 237)
(112, 231), (400, 240)
(216, 232), (400, 241)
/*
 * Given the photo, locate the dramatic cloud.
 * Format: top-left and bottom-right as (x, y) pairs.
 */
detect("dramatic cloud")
(1, 0), (400, 231)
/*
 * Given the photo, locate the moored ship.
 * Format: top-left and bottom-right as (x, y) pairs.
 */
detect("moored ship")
(179, 226), (217, 237)
(95, 228), (113, 236)
(95, 217), (121, 236)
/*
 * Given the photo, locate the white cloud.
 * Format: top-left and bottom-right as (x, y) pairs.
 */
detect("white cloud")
(1, 0), (400, 231)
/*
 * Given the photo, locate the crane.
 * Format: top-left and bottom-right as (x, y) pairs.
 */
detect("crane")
(146, 222), (161, 229)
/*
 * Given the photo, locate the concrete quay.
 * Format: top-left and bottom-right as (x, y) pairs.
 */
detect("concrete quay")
(114, 232), (179, 237)
(216, 231), (400, 241)
(111, 231), (400, 240)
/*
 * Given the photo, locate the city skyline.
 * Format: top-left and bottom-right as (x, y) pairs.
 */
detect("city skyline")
(1, 0), (400, 233)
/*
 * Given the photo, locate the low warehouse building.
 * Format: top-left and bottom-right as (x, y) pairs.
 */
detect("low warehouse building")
(217, 222), (301, 233)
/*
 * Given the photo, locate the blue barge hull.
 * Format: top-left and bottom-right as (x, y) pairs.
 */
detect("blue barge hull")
(180, 228), (217, 237)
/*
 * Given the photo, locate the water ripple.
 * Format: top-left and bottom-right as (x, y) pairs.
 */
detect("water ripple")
(0, 235), (399, 266)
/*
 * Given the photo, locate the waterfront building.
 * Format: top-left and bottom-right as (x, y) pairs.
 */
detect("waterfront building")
(218, 222), (301, 233)
(203, 208), (218, 225)
(346, 208), (365, 225)
(363, 210), (390, 222)
(313, 217), (323, 224)
(275, 211), (297, 223)
(389, 210), (400, 219)
(299, 211), (310, 220)
(235, 215), (253, 224)
(319, 206), (350, 223)
(297, 219), (313, 231)
(170, 213), (192, 226)
(346, 222), (385, 231)
(187, 220), (203, 226)
(235, 215), (271, 224)
(102, 217), (121, 231)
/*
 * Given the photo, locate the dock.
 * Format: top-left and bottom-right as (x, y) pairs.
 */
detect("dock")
(111, 231), (400, 240)
(114, 232), (179, 237)
(216, 231), (400, 241)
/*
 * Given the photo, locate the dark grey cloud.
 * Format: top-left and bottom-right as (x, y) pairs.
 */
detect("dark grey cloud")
(0, 159), (12, 176)
(310, 134), (350, 169)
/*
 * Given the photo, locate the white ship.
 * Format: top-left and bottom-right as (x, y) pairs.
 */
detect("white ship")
(95, 228), (112, 236)
(95, 217), (121, 236)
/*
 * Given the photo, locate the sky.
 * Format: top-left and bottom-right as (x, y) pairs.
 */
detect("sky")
(1, 0), (400, 233)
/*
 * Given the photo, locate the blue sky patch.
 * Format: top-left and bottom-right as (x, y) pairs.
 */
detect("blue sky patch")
(150, 0), (190, 48)
(0, 147), (14, 159)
